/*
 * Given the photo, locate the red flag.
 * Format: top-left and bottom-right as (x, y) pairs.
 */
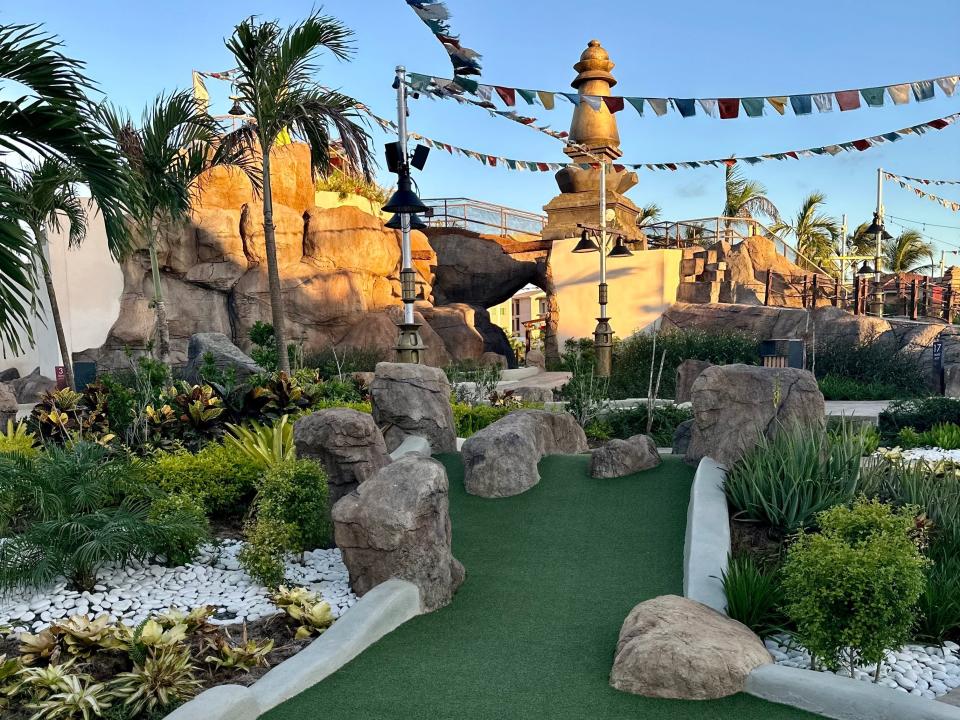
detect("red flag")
(612, 164), (625, 172)
(602, 96), (625, 113)
(852, 139), (872, 151)
(495, 86), (516, 106)
(928, 118), (949, 129)
(723, 158), (738, 167)
(666, 163), (678, 171)
(537, 162), (549, 172)
(718, 98), (740, 119)
(835, 90), (861, 111)
(786, 151), (799, 160)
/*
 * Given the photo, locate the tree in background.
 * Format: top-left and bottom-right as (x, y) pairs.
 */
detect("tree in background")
(0, 23), (130, 354)
(884, 229), (933, 273)
(636, 203), (661, 229)
(225, 11), (373, 373)
(10, 160), (87, 388)
(100, 92), (260, 364)
(722, 164), (780, 223)
(772, 192), (841, 273)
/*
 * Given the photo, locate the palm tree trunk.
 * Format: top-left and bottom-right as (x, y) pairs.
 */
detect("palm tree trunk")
(35, 228), (74, 390)
(261, 150), (290, 374)
(146, 223), (171, 365)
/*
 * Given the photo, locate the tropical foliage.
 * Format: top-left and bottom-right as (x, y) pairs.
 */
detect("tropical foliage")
(883, 229), (933, 273)
(722, 164), (780, 222)
(771, 191), (840, 272)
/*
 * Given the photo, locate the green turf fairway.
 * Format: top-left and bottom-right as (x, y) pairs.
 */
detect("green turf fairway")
(264, 453), (819, 720)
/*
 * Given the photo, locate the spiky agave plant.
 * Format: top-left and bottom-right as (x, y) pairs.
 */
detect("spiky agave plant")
(224, 414), (295, 469)
(28, 673), (111, 720)
(110, 646), (201, 716)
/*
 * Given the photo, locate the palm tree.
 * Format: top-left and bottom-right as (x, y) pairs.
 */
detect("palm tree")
(884, 229), (933, 273)
(99, 92), (260, 364)
(636, 203), (661, 229)
(848, 221), (876, 257)
(225, 12), (373, 373)
(11, 160), (87, 389)
(723, 164), (780, 223)
(0, 23), (130, 354)
(772, 192), (841, 272)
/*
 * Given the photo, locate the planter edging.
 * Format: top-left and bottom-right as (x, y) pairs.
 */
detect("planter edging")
(683, 456), (730, 613)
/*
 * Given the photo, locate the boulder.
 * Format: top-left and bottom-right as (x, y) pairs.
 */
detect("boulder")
(415, 303), (485, 362)
(610, 595), (771, 700)
(10, 368), (56, 404)
(332, 454), (464, 612)
(339, 310), (452, 369)
(461, 410), (588, 497)
(182, 332), (263, 384)
(672, 419), (693, 456)
(293, 409), (391, 505)
(674, 359), (713, 404)
(590, 434), (660, 478)
(685, 364), (825, 468)
(370, 362), (456, 453)
(0, 368), (19, 383)
(946, 365), (960, 398)
(0, 382), (17, 426)
(479, 352), (508, 368)
(511, 385), (553, 403)
(525, 349), (546, 370)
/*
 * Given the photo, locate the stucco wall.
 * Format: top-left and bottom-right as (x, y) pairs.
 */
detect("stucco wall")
(550, 240), (682, 345)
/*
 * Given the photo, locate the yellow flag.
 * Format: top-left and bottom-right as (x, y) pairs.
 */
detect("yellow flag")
(276, 128), (292, 146)
(192, 72), (209, 114)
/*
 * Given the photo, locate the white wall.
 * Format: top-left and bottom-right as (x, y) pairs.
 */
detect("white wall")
(1, 200), (123, 377)
(550, 241), (682, 345)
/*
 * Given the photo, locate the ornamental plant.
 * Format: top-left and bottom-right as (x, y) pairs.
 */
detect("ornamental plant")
(781, 498), (928, 679)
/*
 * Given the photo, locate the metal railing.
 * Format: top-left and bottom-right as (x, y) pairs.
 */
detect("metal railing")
(422, 197), (546, 237)
(643, 216), (832, 276)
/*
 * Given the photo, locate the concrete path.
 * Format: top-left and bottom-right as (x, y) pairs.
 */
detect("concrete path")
(824, 400), (892, 421)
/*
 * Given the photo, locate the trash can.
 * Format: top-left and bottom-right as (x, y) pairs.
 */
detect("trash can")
(759, 339), (805, 369)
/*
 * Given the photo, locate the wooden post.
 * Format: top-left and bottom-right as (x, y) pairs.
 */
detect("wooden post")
(923, 276), (931, 317)
(811, 274), (819, 308)
(947, 286), (955, 324)
(802, 275), (809, 309)
(852, 275), (860, 315)
(764, 269), (772, 307)
(910, 279), (919, 321)
(832, 277), (840, 307)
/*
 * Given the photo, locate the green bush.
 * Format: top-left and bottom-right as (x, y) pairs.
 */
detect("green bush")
(724, 422), (864, 532)
(147, 493), (209, 566)
(145, 442), (260, 518)
(453, 403), (513, 438)
(878, 397), (960, 442)
(0, 420), (38, 457)
(601, 329), (761, 400)
(304, 346), (386, 380)
(781, 498), (928, 677)
(602, 404), (693, 447)
(721, 555), (788, 639)
(0, 443), (208, 591)
(817, 374), (908, 401)
(813, 336), (927, 400)
(915, 549), (960, 644)
(240, 459), (331, 587)
(896, 422), (960, 450)
(312, 399), (372, 414)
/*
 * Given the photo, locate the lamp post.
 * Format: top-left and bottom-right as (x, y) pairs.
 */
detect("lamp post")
(382, 65), (430, 363)
(571, 160), (632, 378)
(865, 168), (893, 317)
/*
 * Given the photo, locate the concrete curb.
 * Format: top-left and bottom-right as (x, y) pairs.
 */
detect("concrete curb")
(165, 579), (422, 720)
(389, 434), (431, 460)
(746, 665), (960, 720)
(682, 456), (729, 613)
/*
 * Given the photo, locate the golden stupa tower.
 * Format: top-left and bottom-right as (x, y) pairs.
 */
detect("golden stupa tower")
(542, 40), (642, 242)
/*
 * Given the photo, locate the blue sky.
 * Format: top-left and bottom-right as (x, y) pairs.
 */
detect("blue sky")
(7, 0), (960, 259)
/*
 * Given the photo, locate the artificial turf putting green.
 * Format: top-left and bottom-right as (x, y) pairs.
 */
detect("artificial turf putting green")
(264, 453), (820, 720)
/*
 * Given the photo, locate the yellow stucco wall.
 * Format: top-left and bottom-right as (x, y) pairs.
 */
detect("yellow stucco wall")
(550, 240), (682, 345)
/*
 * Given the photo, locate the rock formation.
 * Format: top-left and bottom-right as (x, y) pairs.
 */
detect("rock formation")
(331, 453), (464, 612)
(293, 409), (391, 504)
(610, 594), (771, 700)
(590, 434), (660, 478)
(370, 362), (457, 454)
(182, 332), (263, 384)
(461, 410), (588, 497)
(684, 364), (825, 468)
(674, 359), (713, 404)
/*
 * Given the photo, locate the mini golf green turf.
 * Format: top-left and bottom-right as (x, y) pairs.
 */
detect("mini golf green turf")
(264, 454), (820, 720)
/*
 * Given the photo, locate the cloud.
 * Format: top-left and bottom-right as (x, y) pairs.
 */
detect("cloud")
(676, 179), (709, 198)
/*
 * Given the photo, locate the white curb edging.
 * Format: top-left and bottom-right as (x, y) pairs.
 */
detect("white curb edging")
(746, 665), (960, 720)
(683, 456), (730, 613)
(682, 460), (960, 719)
(165, 578), (422, 720)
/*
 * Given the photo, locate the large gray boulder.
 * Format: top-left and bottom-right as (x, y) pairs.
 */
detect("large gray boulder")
(370, 362), (456, 454)
(293, 409), (391, 504)
(10, 368), (56, 404)
(590, 434), (660, 479)
(461, 410), (588, 497)
(0, 382), (17, 427)
(672, 419), (693, 456)
(674, 359), (712, 404)
(182, 332), (263, 383)
(610, 594), (771, 700)
(685, 364), (824, 468)
(332, 454), (464, 612)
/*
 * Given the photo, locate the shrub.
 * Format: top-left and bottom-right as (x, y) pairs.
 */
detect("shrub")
(453, 403), (512, 438)
(146, 494), (209, 566)
(224, 415), (295, 470)
(724, 422), (863, 532)
(0, 420), (38, 457)
(446, 360), (503, 405)
(97, 355), (171, 449)
(896, 422), (960, 450)
(813, 336), (927, 400)
(878, 397), (960, 442)
(0, 443), (208, 591)
(304, 346), (386, 381)
(603, 329), (762, 400)
(28, 385), (113, 444)
(240, 459), (331, 587)
(557, 347), (609, 428)
(781, 498), (928, 677)
(145, 442), (260, 518)
(721, 555), (788, 639)
(603, 404), (693, 447)
(914, 549), (960, 644)
(817, 374), (908, 401)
